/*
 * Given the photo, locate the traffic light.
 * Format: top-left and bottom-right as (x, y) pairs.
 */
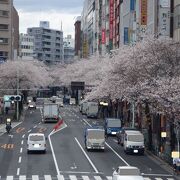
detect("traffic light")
(10, 95), (21, 101)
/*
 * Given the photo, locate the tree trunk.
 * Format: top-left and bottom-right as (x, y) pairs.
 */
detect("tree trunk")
(145, 101), (152, 150)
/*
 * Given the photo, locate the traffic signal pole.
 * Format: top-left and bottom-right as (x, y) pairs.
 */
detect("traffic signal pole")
(16, 60), (19, 121)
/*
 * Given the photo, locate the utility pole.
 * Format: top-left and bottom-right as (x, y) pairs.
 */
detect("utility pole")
(132, 101), (135, 128)
(16, 59), (19, 121)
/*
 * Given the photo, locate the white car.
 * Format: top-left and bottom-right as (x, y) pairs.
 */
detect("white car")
(112, 166), (144, 180)
(28, 101), (36, 109)
(27, 133), (47, 153)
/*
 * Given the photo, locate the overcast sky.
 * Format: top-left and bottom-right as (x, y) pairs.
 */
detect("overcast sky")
(13, 0), (84, 38)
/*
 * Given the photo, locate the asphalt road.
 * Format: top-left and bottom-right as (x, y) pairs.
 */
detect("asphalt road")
(0, 105), (177, 180)
(0, 107), (56, 178)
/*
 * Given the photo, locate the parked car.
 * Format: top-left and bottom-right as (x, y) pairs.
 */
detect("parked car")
(28, 101), (36, 109)
(27, 133), (47, 154)
(112, 166), (144, 180)
(116, 127), (138, 145)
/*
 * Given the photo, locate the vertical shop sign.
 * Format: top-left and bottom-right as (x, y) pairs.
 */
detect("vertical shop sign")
(102, 29), (106, 44)
(109, 0), (114, 40)
(141, 0), (147, 25)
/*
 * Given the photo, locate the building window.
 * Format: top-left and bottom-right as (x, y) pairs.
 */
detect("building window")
(0, 10), (9, 17)
(174, 5), (180, 30)
(0, 38), (8, 44)
(0, 0), (9, 4)
(0, 24), (8, 30)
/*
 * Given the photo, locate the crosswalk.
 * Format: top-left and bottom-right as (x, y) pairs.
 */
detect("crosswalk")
(0, 175), (176, 180)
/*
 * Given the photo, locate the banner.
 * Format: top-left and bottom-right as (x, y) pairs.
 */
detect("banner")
(102, 29), (106, 44)
(109, 0), (114, 40)
(141, 0), (147, 25)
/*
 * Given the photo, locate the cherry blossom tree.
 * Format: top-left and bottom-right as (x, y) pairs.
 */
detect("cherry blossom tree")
(0, 60), (53, 95)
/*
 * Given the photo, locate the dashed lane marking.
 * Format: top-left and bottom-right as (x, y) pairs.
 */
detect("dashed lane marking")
(21, 140), (24, 145)
(20, 148), (23, 153)
(18, 156), (22, 163)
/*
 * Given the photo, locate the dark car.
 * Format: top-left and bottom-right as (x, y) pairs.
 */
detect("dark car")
(116, 127), (138, 145)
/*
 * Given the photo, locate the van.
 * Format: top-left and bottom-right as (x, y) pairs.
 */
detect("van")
(123, 130), (144, 155)
(27, 133), (46, 153)
(86, 102), (99, 118)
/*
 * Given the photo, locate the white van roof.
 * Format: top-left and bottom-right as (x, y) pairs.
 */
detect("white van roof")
(125, 130), (142, 135)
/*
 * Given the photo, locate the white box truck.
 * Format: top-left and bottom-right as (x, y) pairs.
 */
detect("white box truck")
(43, 103), (59, 123)
(86, 102), (99, 118)
(123, 130), (144, 155)
(84, 127), (105, 151)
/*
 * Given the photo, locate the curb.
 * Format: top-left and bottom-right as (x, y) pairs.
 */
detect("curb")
(145, 150), (175, 175)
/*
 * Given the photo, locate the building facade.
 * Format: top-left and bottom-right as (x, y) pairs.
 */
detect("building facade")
(74, 16), (81, 57)
(0, 0), (19, 61)
(174, 0), (180, 41)
(19, 33), (35, 60)
(63, 35), (74, 63)
(27, 22), (63, 63)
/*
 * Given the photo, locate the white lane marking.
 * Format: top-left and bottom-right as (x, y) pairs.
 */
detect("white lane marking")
(82, 176), (90, 180)
(94, 176), (102, 180)
(20, 148), (23, 153)
(6, 176), (13, 180)
(39, 122), (41, 124)
(82, 118), (129, 166)
(106, 176), (112, 180)
(143, 178), (151, 180)
(28, 129), (32, 133)
(16, 168), (20, 176)
(32, 175), (39, 180)
(69, 175), (77, 180)
(142, 173), (173, 177)
(83, 119), (91, 126)
(75, 137), (98, 173)
(44, 175), (52, 180)
(167, 178), (175, 180)
(18, 156), (22, 163)
(155, 178), (163, 180)
(19, 175), (26, 180)
(105, 142), (129, 166)
(57, 175), (65, 180)
(48, 123), (67, 176)
(33, 125), (37, 128)
(21, 140), (24, 145)
(59, 171), (103, 174)
(22, 134), (25, 138)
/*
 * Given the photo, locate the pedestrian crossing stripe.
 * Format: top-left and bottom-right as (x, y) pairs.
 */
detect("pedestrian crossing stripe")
(1, 175), (176, 180)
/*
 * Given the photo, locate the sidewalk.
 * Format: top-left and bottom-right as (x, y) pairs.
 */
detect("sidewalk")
(145, 150), (179, 179)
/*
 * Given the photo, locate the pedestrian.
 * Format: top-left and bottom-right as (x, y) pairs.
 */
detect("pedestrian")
(173, 157), (180, 175)
(176, 158), (180, 175)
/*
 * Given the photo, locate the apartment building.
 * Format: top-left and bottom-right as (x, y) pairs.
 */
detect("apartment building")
(0, 0), (19, 62)
(27, 22), (63, 63)
(19, 33), (35, 60)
